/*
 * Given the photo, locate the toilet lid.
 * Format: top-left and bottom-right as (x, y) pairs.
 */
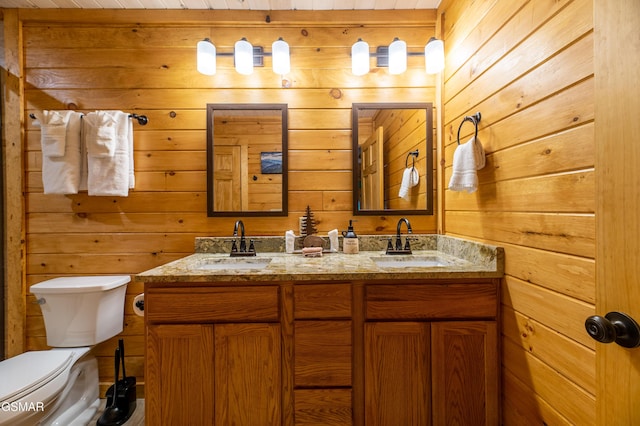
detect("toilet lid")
(0, 349), (81, 402)
(30, 275), (131, 294)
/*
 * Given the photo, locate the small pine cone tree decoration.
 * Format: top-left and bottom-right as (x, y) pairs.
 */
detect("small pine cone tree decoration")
(301, 205), (318, 237)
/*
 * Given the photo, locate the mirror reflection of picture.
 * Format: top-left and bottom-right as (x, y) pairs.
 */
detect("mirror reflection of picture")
(261, 152), (282, 174)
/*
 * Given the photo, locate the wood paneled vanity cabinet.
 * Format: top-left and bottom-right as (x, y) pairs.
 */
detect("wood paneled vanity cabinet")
(144, 285), (283, 426)
(362, 280), (500, 426)
(144, 278), (499, 426)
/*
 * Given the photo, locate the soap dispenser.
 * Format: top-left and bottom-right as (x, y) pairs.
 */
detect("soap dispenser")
(342, 220), (359, 254)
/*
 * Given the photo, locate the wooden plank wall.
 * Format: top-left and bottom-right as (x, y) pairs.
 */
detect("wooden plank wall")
(12, 9), (438, 395)
(439, 0), (595, 424)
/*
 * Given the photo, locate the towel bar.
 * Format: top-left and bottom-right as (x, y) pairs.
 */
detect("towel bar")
(29, 112), (149, 126)
(456, 112), (481, 145)
(128, 114), (148, 125)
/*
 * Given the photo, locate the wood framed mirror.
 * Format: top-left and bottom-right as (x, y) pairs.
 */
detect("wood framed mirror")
(352, 102), (434, 215)
(207, 103), (288, 217)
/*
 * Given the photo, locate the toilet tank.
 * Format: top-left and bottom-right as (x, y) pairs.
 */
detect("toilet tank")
(30, 275), (131, 347)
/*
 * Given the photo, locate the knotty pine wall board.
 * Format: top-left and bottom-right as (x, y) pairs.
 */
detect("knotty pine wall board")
(439, 0), (595, 423)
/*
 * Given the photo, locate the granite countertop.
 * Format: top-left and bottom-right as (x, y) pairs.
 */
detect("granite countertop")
(135, 235), (504, 283)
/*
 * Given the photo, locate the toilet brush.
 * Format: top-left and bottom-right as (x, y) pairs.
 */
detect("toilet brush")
(114, 339), (137, 419)
(97, 348), (128, 426)
(99, 339), (137, 425)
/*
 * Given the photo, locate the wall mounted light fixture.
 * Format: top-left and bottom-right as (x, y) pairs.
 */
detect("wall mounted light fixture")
(196, 37), (290, 76)
(234, 38), (254, 75)
(197, 38), (217, 75)
(271, 37), (291, 75)
(351, 36), (445, 75)
(424, 37), (444, 74)
(351, 39), (370, 76)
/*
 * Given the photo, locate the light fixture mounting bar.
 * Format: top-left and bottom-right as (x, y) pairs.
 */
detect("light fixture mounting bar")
(252, 46), (264, 67)
(375, 46), (424, 67)
(217, 46), (265, 66)
(375, 46), (390, 67)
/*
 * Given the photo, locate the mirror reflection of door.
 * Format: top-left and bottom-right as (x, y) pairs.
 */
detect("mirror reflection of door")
(213, 145), (243, 211)
(352, 103), (433, 216)
(207, 104), (288, 217)
(360, 126), (385, 210)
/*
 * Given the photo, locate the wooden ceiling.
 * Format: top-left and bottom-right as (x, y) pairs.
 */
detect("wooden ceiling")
(1, 0), (440, 10)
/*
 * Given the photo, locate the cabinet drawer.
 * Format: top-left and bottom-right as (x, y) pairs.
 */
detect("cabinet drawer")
(295, 389), (352, 426)
(366, 283), (497, 320)
(295, 321), (352, 387)
(147, 286), (279, 323)
(294, 283), (352, 319)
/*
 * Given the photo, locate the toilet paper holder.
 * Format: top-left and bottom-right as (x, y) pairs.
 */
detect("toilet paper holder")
(133, 293), (145, 317)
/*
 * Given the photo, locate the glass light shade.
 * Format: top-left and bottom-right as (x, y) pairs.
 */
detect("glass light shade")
(197, 39), (216, 75)
(351, 39), (370, 76)
(235, 38), (254, 75)
(272, 38), (290, 75)
(424, 37), (445, 74)
(388, 38), (407, 75)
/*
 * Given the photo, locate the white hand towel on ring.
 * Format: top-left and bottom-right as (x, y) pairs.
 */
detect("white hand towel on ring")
(398, 167), (420, 200)
(448, 136), (485, 193)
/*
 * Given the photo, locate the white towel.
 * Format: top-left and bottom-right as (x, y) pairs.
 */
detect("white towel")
(84, 111), (117, 157)
(448, 137), (486, 193)
(40, 111), (68, 157)
(398, 167), (419, 200)
(38, 110), (83, 194)
(84, 111), (134, 196)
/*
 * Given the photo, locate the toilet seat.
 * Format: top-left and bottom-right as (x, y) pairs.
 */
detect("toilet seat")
(0, 348), (89, 403)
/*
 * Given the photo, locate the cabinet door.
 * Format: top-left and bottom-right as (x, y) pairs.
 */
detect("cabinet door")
(364, 322), (431, 426)
(431, 322), (499, 426)
(215, 323), (282, 426)
(146, 324), (215, 425)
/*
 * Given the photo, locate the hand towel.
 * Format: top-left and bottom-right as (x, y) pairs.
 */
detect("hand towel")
(37, 110), (83, 194)
(84, 111), (134, 196)
(448, 137), (486, 193)
(41, 111), (69, 157)
(84, 111), (117, 157)
(398, 167), (419, 200)
(302, 246), (323, 257)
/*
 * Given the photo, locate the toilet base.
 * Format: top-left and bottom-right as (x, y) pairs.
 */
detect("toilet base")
(42, 351), (100, 426)
(1, 349), (100, 426)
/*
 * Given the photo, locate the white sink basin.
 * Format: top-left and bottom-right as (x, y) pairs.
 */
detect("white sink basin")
(371, 255), (451, 269)
(196, 257), (272, 271)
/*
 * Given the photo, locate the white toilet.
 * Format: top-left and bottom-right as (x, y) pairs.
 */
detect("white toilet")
(0, 275), (130, 426)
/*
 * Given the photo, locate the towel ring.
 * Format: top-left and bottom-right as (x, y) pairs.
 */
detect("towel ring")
(405, 149), (419, 169)
(456, 112), (481, 145)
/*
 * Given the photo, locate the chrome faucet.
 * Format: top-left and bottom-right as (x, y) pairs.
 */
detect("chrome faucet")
(231, 220), (256, 256)
(386, 217), (413, 255)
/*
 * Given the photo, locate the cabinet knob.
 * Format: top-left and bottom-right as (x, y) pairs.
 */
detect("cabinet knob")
(585, 311), (640, 348)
